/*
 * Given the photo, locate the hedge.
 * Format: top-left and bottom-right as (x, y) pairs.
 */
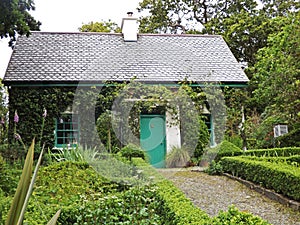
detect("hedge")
(237, 155), (300, 165)
(132, 158), (210, 224)
(132, 158), (270, 225)
(243, 147), (300, 157)
(204, 140), (242, 162)
(220, 156), (300, 201)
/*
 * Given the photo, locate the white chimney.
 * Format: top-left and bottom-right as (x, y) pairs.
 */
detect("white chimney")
(121, 12), (138, 42)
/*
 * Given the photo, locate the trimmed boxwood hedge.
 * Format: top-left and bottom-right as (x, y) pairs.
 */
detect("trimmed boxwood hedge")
(220, 156), (300, 201)
(243, 147), (300, 157)
(237, 155), (300, 165)
(0, 156), (270, 224)
(132, 158), (270, 225)
(132, 158), (211, 224)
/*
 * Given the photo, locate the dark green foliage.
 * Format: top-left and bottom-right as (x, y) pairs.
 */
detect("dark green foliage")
(0, 0), (41, 47)
(68, 186), (163, 224)
(205, 140), (243, 162)
(212, 205), (270, 225)
(220, 156), (300, 201)
(13, 161), (121, 224)
(119, 143), (146, 161)
(205, 160), (223, 175)
(0, 154), (22, 196)
(96, 111), (121, 153)
(0, 143), (26, 162)
(8, 86), (76, 149)
(190, 116), (210, 159)
(275, 128), (300, 147)
(132, 158), (211, 225)
(243, 147), (300, 157)
(237, 155), (300, 166)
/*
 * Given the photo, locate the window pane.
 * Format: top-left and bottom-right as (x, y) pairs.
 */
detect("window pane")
(55, 114), (79, 147)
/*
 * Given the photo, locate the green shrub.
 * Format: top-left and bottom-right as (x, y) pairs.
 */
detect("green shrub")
(205, 140), (243, 162)
(70, 185), (163, 225)
(21, 161), (118, 224)
(0, 143), (26, 162)
(275, 128), (300, 147)
(212, 205), (270, 224)
(205, 160), (223, 175)
(243, 147), (300, 157)
(220, 156), (300, 201)
(133, 158), (211, 224)
(166, 146), (190, 168)
(119, 143), (146, 161)
(96, 111), (121, 153)
(0, 154), (22, 196)
(237, 155), (300, 166)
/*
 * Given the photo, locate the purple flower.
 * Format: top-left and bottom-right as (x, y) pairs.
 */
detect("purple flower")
(14, 111), (19, 123)
(0, 117), (4, 125)
(43, 108), (47, 118)
(14, 133), (21, 140)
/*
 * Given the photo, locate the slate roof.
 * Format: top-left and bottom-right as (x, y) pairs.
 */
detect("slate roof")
(3, 32), (249, 85)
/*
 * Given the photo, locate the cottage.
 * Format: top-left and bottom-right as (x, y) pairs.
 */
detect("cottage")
(3, 15), (248, 167)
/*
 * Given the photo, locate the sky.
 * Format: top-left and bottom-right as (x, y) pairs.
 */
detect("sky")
(0, 0), (142, 78)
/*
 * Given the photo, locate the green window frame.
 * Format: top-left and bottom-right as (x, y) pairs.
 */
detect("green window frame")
(204, 114), (215, 147)
(55, 114), (79, 148)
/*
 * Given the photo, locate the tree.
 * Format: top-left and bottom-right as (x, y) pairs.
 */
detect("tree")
(251, 12), (300, 123)
(137, 0), (258, 34)
(0, 0), (41, 47)
(261, 0), (300, 17)
(247, 12), (300, 147)
(79, 20), (121, 33)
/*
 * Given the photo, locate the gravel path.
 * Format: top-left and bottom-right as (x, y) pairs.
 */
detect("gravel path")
(158, 170), (300, 225)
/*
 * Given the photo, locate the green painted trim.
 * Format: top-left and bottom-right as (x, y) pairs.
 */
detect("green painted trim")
(7, 82), (248, 88)
(54, 113), (80, 148)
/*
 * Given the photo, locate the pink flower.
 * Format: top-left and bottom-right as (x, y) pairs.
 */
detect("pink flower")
(43, 108), (47, 118)
(14, 111), (19, 123)
(14, 133), (21, 140)
(0, 117), (4, 125)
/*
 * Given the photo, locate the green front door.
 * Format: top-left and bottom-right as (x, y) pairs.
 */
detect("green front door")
(140, 115), (166, 168)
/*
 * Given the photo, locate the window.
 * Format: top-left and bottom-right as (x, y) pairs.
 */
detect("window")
(55, 114), (79, 148)
(204, 114), (215, 147)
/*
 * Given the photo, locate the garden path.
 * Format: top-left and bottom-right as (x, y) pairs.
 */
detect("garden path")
(158, 169), (300, 225)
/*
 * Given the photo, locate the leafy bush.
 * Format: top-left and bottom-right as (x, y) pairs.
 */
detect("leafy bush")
(275, 128), (300, 147)
(220, 156), (300, 201)
(212, 205), (270, 225)
(133, 158), (269, 225)
(243, 147), (300, 157)
(166, 146), (190, 168)
(0, 154), (22, 196)
(118, 143), (146, 161)
(96, 111), (121, 153)
(237, 155), (300, 166)
(205, 160), (223, 175)
(70, 186), (163, 225)
(0, 143), (26, 162)
(205, 140), (242, 162)
(21, 161), (116, 224)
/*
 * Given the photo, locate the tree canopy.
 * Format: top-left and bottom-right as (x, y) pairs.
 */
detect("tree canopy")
(251, 12), (300, 125)
(79, 20), (121, 33)
(0, 0), (41, 47)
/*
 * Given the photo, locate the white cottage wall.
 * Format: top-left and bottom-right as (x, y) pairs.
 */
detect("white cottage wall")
(166, 111), (181, 153)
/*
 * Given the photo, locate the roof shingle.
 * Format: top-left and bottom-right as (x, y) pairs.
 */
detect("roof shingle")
(3, 32), (249, 84)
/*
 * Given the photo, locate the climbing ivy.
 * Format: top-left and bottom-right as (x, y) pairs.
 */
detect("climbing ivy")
(8, 86), (76, 148)
(8, 82), (211, 159)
